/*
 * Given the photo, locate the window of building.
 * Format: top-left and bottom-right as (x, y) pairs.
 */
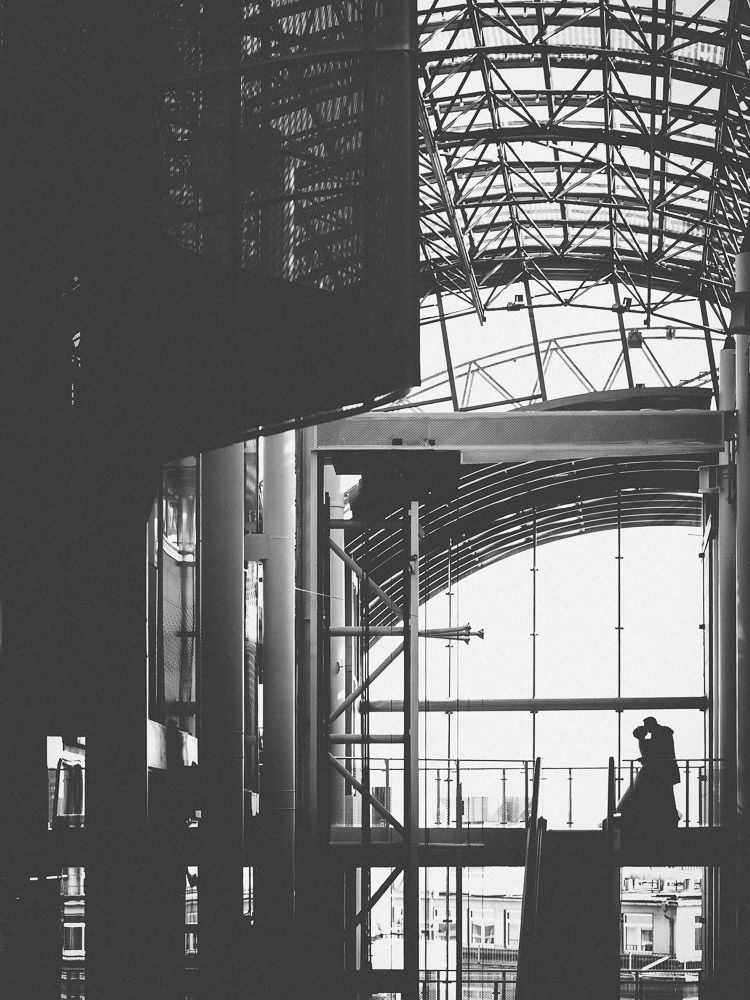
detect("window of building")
(469, 909), (495, 946)
(63, 867), (85, 897)
(622, 912), (653, 952)
(63, 923), (85, 955)
(185, 930), (198, 955)
(695, 915), (703, 952)
(505, 910), (520, 949)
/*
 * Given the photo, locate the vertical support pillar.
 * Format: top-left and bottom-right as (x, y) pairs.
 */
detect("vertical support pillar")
(719, 342), (737, 826)
(256, 430), (296, 996)
(716, 340), (738, 996)
(199, 443), (245, 1000)
(734, 246), (750, 990)
(81, 461), (154, 1000)
(296, 428), (320, 840)
(326, 467), (347, 823)
(403, 501), (421, 1000)
(295, 440), (349, 998)
(455, 864), (463, 1000)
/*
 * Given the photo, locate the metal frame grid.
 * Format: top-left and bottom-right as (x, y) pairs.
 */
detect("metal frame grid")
(417, 0), (750, 398)
(343, 453), (708, 625)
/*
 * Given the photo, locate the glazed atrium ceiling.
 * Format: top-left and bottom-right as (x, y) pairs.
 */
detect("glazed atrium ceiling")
(407, 0), (750, 411)
(343, 0), (750, 591)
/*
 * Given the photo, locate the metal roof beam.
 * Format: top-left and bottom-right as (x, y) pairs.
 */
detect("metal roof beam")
(314, 410), (725, 463)
(363, 696), (708, 713)
(419, 96), (485, 321)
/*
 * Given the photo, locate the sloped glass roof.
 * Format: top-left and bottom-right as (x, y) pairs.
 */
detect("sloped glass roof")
(412, 0), (750, 408)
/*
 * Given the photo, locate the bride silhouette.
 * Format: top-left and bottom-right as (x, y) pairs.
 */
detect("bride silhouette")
(616, 716), (680, 836)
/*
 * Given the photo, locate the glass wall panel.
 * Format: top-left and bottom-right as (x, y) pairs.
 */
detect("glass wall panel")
(422, 554), (535, 701)
(620, 528), (704, 698)
(535, 712), (618, 828)
(184, 866), (198, 1000)
(417, 867), (523, 1000)
(534, 533), (620, 699)
(47, 736), (85, 831)
(369, 869), (404, 970)
(61, 867), (86, 999)
(149, 457), (199, 738)
(620, 866), (705, 993)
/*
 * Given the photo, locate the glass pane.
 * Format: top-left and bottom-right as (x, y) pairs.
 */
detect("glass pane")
(621, 528), (704, 698)
(47, 737), (85, 831)
(461, 868), (523, 1000)
(620, 866), (704, 988)
(535, 533), (619, 699)
(152, 456), (198, 737)
(535, 712), (618, 828)
(369, 869), (404, 970)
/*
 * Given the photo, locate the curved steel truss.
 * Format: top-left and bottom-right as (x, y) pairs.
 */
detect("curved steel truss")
(418, 0), (750, 333)
(345, 454), (706, 623)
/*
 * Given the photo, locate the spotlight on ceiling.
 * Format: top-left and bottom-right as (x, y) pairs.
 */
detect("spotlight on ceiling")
(611, 296), (633, 314)
(627, 329), (643, 348)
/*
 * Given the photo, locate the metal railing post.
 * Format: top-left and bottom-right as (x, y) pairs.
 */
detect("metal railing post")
(685, 760), (691, 827)
(501, 767), (507, 825)
(456, 761), (462, 832)
(385, 757), (390, 825)
(567, 767), (573, 827)
(524, 760), (530, 821)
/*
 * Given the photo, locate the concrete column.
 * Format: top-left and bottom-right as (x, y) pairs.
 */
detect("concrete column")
(734, 248), (750, 986)
(199, 443), (245, 1000)
(256, 430), (296, 996)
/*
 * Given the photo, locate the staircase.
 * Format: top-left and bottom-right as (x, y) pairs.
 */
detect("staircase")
(516, 759), (620, 1000)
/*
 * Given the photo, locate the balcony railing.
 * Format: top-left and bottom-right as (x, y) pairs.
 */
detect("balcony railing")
(419, 970), (518, 1000)
(329, 758), (715, 832)
(411, 969), (704, 1000)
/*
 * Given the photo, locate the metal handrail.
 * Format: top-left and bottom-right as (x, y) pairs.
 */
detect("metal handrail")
(328, 756), (717, 829)
(607, 755), (617, 824)
(516, 758), (544, 1000)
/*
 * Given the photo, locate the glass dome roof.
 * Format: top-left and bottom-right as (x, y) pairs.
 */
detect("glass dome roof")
(412, 0), (750, 408)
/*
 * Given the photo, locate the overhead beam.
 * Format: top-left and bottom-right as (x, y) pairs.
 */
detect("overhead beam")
(362, 696), (708, 713)
(315, 410), (725, 463)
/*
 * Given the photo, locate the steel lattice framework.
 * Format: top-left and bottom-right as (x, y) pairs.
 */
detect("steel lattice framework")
(417, 0), (750, 390)
(343, 453), (707, 621)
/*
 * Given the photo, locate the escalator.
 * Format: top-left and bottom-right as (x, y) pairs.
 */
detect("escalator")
(517, 759), (620, 1000)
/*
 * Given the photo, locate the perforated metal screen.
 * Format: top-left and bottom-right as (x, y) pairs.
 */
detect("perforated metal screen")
(155, 1), (419, 404)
